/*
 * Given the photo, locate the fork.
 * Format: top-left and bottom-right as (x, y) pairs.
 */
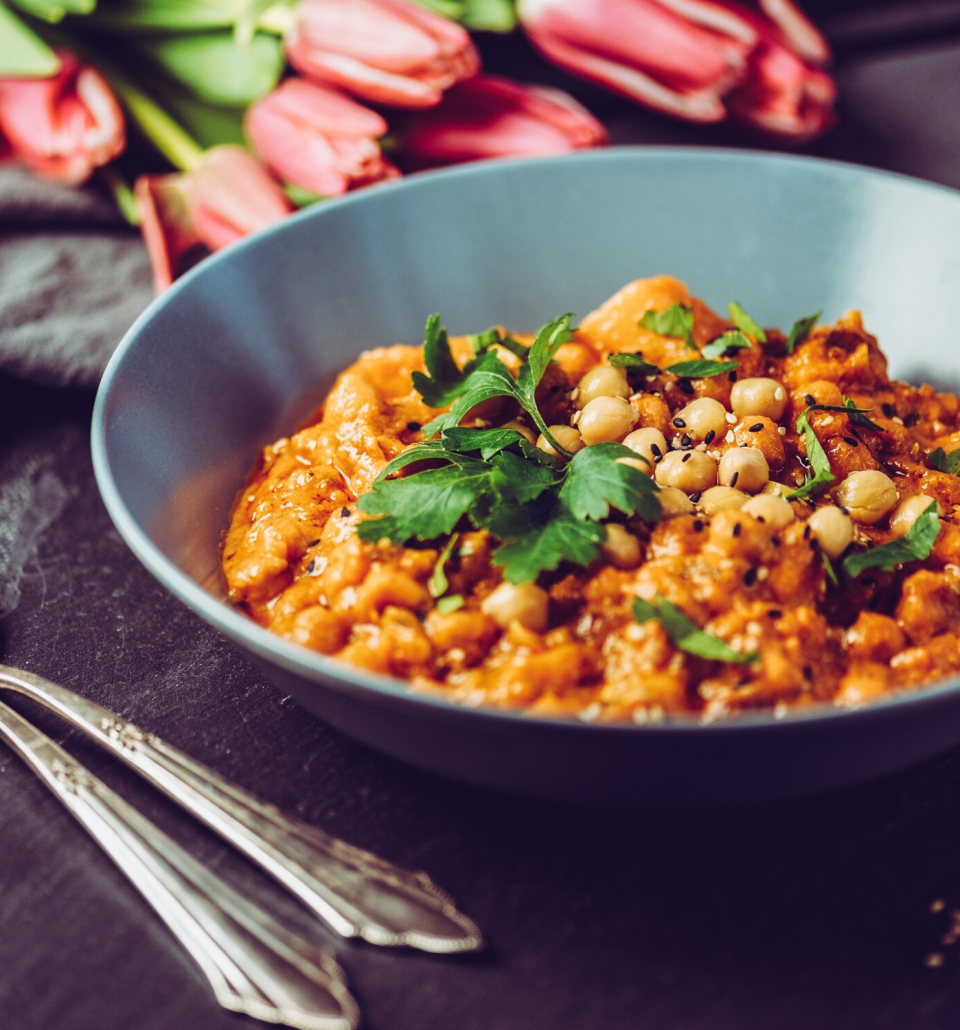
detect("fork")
(0, 664), (482, 954)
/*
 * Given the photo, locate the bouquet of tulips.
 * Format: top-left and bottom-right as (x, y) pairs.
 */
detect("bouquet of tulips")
(0, 0), (835, 290)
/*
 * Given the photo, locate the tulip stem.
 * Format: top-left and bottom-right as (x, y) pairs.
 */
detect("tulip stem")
(109, 75), (204, 172)
(99, 166), (140, 226)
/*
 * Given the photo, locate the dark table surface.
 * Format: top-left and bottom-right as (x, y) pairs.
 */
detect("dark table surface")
(5, 3), (960, 1028)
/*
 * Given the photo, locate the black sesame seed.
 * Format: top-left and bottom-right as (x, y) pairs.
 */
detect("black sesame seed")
(406, 421), (421, 432)
(650, 444), (663, 460)
(802, 664), (813, 680)
(771, 536), (782, 547)
(756, 515), (766, 523)
(843, 436), (858, 446)
(732, 523), (742, 537)
(678, 379), (695, 395)
(704, 429), (716, 445)
(682, 452), (692, 463)
(307, 559), (315, 574)
(693, 519), (704, 532)
(681, 433), (692, 448)
(798, 455), (810, 467)
(749, 423), (764, 433)
(673, 417), (687, 428)
(689, 492), (702, 503)
(729, 371), (738, 382)
(882, 403), (895, 417)
(307, 539), (320, 547)
(904, 412), (920, 427)
(803, 524), (811, 539)
(341, 507), (350, 518)
(730, 471), (740, 487)
(809, 537), (819, 550)
(805, 394), (816, 405)
(743, 568), (757, 586)
(768, 609), (783, 619)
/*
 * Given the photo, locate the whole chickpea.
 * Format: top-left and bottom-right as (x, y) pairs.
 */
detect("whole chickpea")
(537, 424), (584, 458)
(501, 419), (537, 445)
(623, 427), (667, 472)
(807, 505), (854, 558)
(717, 447), (769, 493)
(762, 481), (790, 497)
(481, 581), (549, 632)
(741, 493), (795, 529)
(671, 397), (728, 443)
(730, 377), (788, 422)
(731, 416), (785, 468)
(889, 494), (941, 536)
(700, 486), (748, 515)
(833, 470), (898, 524)
(654, 450), (718, 494)
(602, 523), (642, 569)
(657, 486), (695, 518)
(575, 365), (630, 408)
(578, 396), (637, 445)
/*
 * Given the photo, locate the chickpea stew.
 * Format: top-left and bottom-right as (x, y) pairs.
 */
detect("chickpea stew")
(222, 276), (960, 722)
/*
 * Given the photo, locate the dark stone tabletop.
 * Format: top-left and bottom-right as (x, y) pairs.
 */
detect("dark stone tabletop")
(5, 4), (960, 1027)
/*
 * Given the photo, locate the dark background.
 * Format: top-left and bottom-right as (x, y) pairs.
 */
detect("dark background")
(5, 2), (960, 1027)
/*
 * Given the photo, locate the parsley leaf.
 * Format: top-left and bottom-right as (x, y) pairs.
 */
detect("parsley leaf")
(469, 327), (529, 360)
(493, 510), (605, 584)
(489, 450), (561, 505)
(664, 360), (739, 378)
(639, 304), (696, 350)
(436, 594), (464, 614)
(412, 315), (471, 407)
(632, 596), (757, 664)
(842, 502), (941, 578)
(787, 407), (836, 501)
(609, 353), (661, 376)
(428, 532), (459, 598)
(786, 311), (821, 354)
(702, 330), (752, 358)
(821, 552), (839, 586)
(928, 447), (960, 474)
(441, 426), (530, 460)
(559, 443), (661, 523)
(727, 301), (767, 343)
(799, 400), (885, 434)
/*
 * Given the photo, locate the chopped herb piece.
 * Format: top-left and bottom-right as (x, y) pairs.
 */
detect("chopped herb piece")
(609, 353), (661, 376)
(632, 596), (757, 664)
(821, 552), (839, 586)
(929, 447), (960, 474)
(441, 426), (530, 460)
(727, 301), (767, 343)
(639, 303), (696, 350)
(842, 502), (941, 578)
(664, 360), (739, 378)
(436, 594), (464, 614)
(786, 310), (821, 354)
(412, 314), (473, 407)
(702, 330), (752, 358)
(428, 532), (459, 598)
(787, 407), (836, 501)
(800, 399), (885, 433)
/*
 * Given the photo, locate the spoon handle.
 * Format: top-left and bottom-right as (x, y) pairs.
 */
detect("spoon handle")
(0, 665), (481, 953)
(0, 698), (359, 1030)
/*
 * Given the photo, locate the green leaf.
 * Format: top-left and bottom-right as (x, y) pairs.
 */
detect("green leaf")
(842, 502), (941, 578)
(152, 86), (248, 148)
(0, 2), (60, 74)
(436, 594), (464, 614)
(787, 408), (836, 501)
(701, 330), (752, 359)
(821, 552), (839, 586)
(786, 310), (821, 354)
(285, 183), (326, 209)
(633, 596), (757, 664)
(428, 532), (458, 598)
(928, 447), (960, 474)
(489, 450), (561, 505)
(493, 510), (605, 584)
(412, 315), (470, 408)
(372, 441), (452, 482)
(88, 0), (246, 30)
(800, 399), (885, 434)
(461, 0), (515, 30)
(560, 443), (660, 523)
(664, 360), (739, 378)
(639, 304), (696, 350)
(441, 426), (528, 459)
(421, 348), (522, 436)
(520, 313), (573, 396)
(608, 353), (660, 375)
(727, 301), (767, 343)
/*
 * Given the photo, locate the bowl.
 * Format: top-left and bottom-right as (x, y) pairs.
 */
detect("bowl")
(92, 147), (960, 805)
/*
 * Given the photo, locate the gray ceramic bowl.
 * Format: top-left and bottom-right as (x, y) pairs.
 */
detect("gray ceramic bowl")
(93, 148), (960, 805)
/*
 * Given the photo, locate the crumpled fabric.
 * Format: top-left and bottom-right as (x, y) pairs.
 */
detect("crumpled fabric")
(0, 164), (153, 388)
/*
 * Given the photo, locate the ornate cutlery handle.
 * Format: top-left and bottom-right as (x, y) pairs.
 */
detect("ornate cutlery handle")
(0, 665), (481, 953)
(0, 699), (359, 1030)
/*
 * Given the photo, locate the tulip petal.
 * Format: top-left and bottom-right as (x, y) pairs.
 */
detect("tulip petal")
(134, 173), (208, 292)
(757, 0), (830, 65)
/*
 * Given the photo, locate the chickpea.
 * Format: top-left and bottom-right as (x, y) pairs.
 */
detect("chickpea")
(717, 447), (768, 493)
(654, 449), (718, 494)
(762, 481), (790, 497)
(575, 365), (630, 408)
(617, 456), (652, 475)
(602, 523), (642, 569)
(731, 416), (785, 468)
(833, 470), (898, 524)
(741, 493), (795, 529)
(622, 427), (667, 472)
(730, 377), (788, 422)
(671, 397), (728, 443)
(578, 396), (637, 445)
(501, 419), (537, 445)
(889, 494), (941, 536)
(699, 485), (748, 515)
(807, 505), (854, 558)
(481, 581), (549, 632)
(657, 486), (695, 518)
(537, 424), (584, 458)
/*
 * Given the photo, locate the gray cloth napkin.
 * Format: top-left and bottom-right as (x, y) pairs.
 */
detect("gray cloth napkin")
(0, 165), (154, 388)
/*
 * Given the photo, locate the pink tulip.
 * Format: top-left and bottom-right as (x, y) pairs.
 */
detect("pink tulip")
(285, 0), (480, 108)
(399, 75), (608, 169)
(0, 51), (124, 185)
(135, 145), (293, 291)
(245, 77), (399, 196)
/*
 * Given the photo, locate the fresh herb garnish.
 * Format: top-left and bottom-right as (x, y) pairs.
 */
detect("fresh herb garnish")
(842, 502), (941, 578)
(639, 304), (697, 350)
(786, 311), (821, 354)
(436, 594), (464, 614)
(787, 406), (836, 501)
(821, 551), (839, 586)
(702, 330), (752, 358)
(608, 353), (661, 376)
(428, 532), (459, 598)
(632, 596), (757, 664)
(411, 314), (475, 407)
(794, 399), (885, 434)
(664, 360), (739, 378)
(928, 447), (960, 474)
(727, 301), (767, 343)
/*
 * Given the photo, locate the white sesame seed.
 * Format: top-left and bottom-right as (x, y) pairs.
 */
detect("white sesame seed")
(778, 426), (787, 436)
(570, 387), (580, 400)
(725, 412), (737, 424)
(695, 443), (707, 452)
(578, 703), (602, 723)
(571, 410), (581, 425)
(632, 708), (650, 724)
(756, 567), (769, 581)
(774, 702), (789, 719)
(747, 621), (763, 635)
(725, 430), (735, 443)
(822, 415), (834, 426)
(893, 416), (905, 425)
(774, 386), (785, 401)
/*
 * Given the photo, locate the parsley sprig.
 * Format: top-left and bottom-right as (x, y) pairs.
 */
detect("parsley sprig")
(638, 304), (696, 349)
(633, 596), (757, 664)
(842, 502), (941, 578)
(787, 401), (884, 501)
(929, 447), (960, 474)
(609, 353), (738, 378)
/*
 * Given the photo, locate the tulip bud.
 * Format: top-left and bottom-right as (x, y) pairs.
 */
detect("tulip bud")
(285, 0), (480, 108)
(399, 74), (607, 169)
(245, 77), (399, 196)
(0, 51), (124, 185)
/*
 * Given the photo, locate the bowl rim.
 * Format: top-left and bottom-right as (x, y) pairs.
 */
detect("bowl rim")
(91, 144), (960, 736)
